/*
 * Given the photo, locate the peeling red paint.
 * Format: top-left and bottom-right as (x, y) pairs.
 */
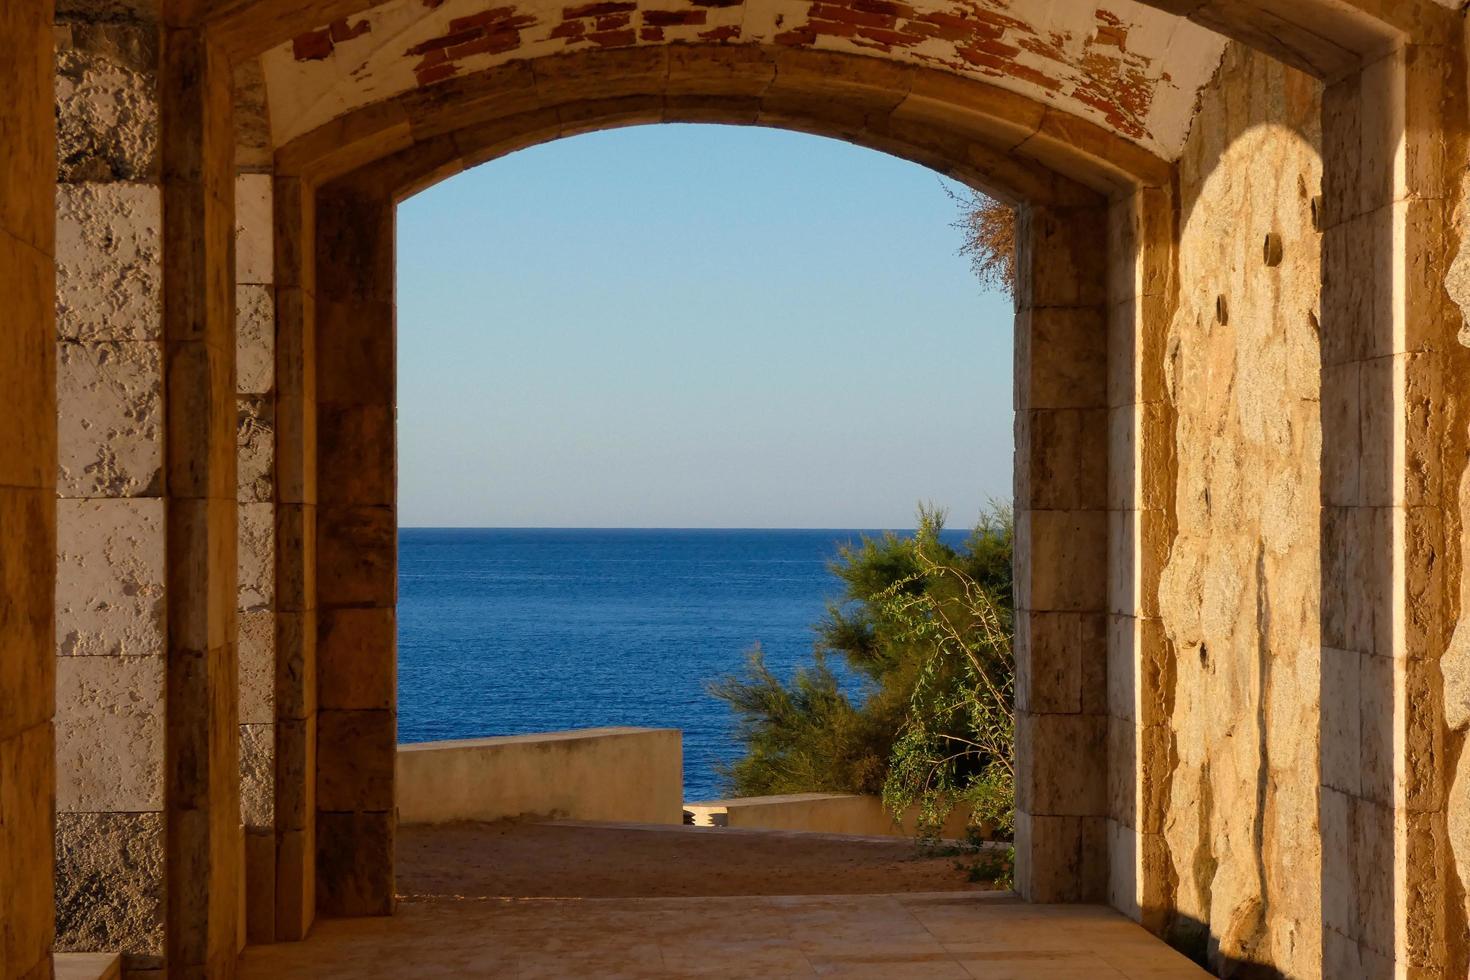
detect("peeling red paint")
(643, 9), (707, 26)
(293, 17), (372, 61)
(294, 0), (1164, 142)
(698, 23), (740, 41)
(407, 5), (538, 85)
(770, 0), (1155, 138)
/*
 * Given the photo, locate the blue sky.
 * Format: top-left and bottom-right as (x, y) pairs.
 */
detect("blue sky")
(396, 123), (1014, 529)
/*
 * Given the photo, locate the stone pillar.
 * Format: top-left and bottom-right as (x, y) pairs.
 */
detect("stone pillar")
(273, 173), (318, 940)
(1319, 36), (1467, 978)
(1012, 200), (1111, 902)
(237, 166), (277, 943)
(53, 18), (169, 968)
(159, 18), (242, 975)
(0, 1), (57, 976)
(1103, 185), (1175, 930)
(313, 181), (397, 917)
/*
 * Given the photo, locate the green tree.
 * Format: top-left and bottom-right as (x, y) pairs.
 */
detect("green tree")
(707, 504), (1014, 835)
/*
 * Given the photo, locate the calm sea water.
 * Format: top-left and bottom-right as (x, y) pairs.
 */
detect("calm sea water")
(397, 527), (964, 800)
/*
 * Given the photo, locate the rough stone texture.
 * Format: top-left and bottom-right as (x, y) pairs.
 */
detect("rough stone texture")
(239, 395), (275, 502)
(56, 497), (165, 658)
(55, 811), (165, 964)
(239, 501), (276, 613)
(55, 22), (158, 183)
(55, 655), (165, 812)
(55, 182), (162, 342)
(239, 609), (276, 724)
(238, 284), (276, 394)
(57, 339), (164, 498)
(241, 723), (276, 828)
(1157, 45), (1323, 977)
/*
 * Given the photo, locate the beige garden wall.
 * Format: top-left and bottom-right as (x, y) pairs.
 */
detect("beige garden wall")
(1155, 43), (1324, 975)
(396, 728), (684, 826)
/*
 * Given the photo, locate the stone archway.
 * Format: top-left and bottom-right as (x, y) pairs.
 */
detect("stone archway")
(271, 38), (1172, 945)
(18, 0), (1470, 976)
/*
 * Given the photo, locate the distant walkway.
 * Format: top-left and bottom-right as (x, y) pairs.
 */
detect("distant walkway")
(238, 822), (1209, 978)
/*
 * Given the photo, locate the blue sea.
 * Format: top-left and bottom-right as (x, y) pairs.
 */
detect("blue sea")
(397, 527), (965, 800)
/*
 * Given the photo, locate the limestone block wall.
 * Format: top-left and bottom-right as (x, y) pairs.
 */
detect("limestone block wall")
(52, 19), (169, 968)
(1156, 44), (1324, 976)
(0, 1), (57, 976)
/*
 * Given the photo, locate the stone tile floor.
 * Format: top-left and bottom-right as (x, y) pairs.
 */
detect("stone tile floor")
(238, 891), (1210, 978)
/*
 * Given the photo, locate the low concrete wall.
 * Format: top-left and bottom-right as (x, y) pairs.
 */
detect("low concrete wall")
(397, 727), (683, 826)
(684, 793), (973, 839)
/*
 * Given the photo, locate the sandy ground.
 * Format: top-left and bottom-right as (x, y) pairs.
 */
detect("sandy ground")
(396, 820), (999, 900)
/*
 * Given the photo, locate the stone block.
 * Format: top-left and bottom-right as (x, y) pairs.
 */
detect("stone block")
(1320, 361), (1361, 507)
(238, 608), (274, 725)
(1106, 818), (1139, 921)
(316, 810), (394, 917)
(236, 284), (275, 395)
(1358, 652), (1397, 808)
(0, 234), (55, 492)
(1014, 509), (1107, 614)
(1014, 811), (1106, 903)
(1320, 788), (1359, 938)
(55, 811), (165, 962)
(55, 654), (164, 812)
(1320, 648), (1361, 796)
(56, 497), (165, 658)
(56, 182), (162, 342)
(55, 24), (159, 183)
(317, 709), (395, 813)
(275, 608), (317, 722)
(275, 717), (316, 832)
(1106, 717), (1135, 826)
(168, 496), (237, 654)
(240, 722), (275, 829)
(317, 505), (395, 608)
(315, 299), (394, 407)
(0, 487), (56, 739)
(1015, 712), (1106, 817)
(57, 339), (163, 498)
(318, 403), (395, 507)
(1015, 307), (1109, 412)
(319, 607), (396, 711)
(1017, 205), (1108, 309)
(275, 825), (315, 942)
(236, 173), (274, 285)
(245, 830), (276, 946)
(238, 501), (275, 613)
(1106, 614), (1136, 722)
(276, 503), (316, 613)
(0, 721), (55, 975)
(238, 395), (274, 503)
(1355, 798), (1396, 958)
(1016, 408), (1107, 512)
(1016, 611), (1085, 715)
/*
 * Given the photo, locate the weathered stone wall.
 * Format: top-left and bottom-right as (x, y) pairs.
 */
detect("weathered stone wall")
(0, 1), (57, 977)
(1157, 44), (1323, 976)
(53, 18), (169, 969)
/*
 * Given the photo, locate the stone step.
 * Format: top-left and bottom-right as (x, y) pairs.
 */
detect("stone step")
(55, 952), (122, 980)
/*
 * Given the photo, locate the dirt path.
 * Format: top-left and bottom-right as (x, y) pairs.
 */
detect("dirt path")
(396, 820), (998, 900)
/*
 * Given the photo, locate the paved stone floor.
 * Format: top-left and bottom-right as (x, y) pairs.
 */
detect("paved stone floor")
(238, 891), (1210, 978)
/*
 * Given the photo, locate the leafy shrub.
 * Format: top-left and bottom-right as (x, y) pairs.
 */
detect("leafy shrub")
(707, 504), (1014, 838)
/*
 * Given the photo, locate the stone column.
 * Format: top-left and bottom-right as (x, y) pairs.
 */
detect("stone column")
(1103, 185), (1175, 930)
(53, 18), (169, 968)
(1319, 36), (1467, 978)
(0, 1), (57, 976)
(52, 6), (243, 971)
(272, 173), (318, 940)
(159, 18), (242, 975)
(313, 181), (397, 917)
(236, 165), (277, 942)
(1012, 200), (1111, 902)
